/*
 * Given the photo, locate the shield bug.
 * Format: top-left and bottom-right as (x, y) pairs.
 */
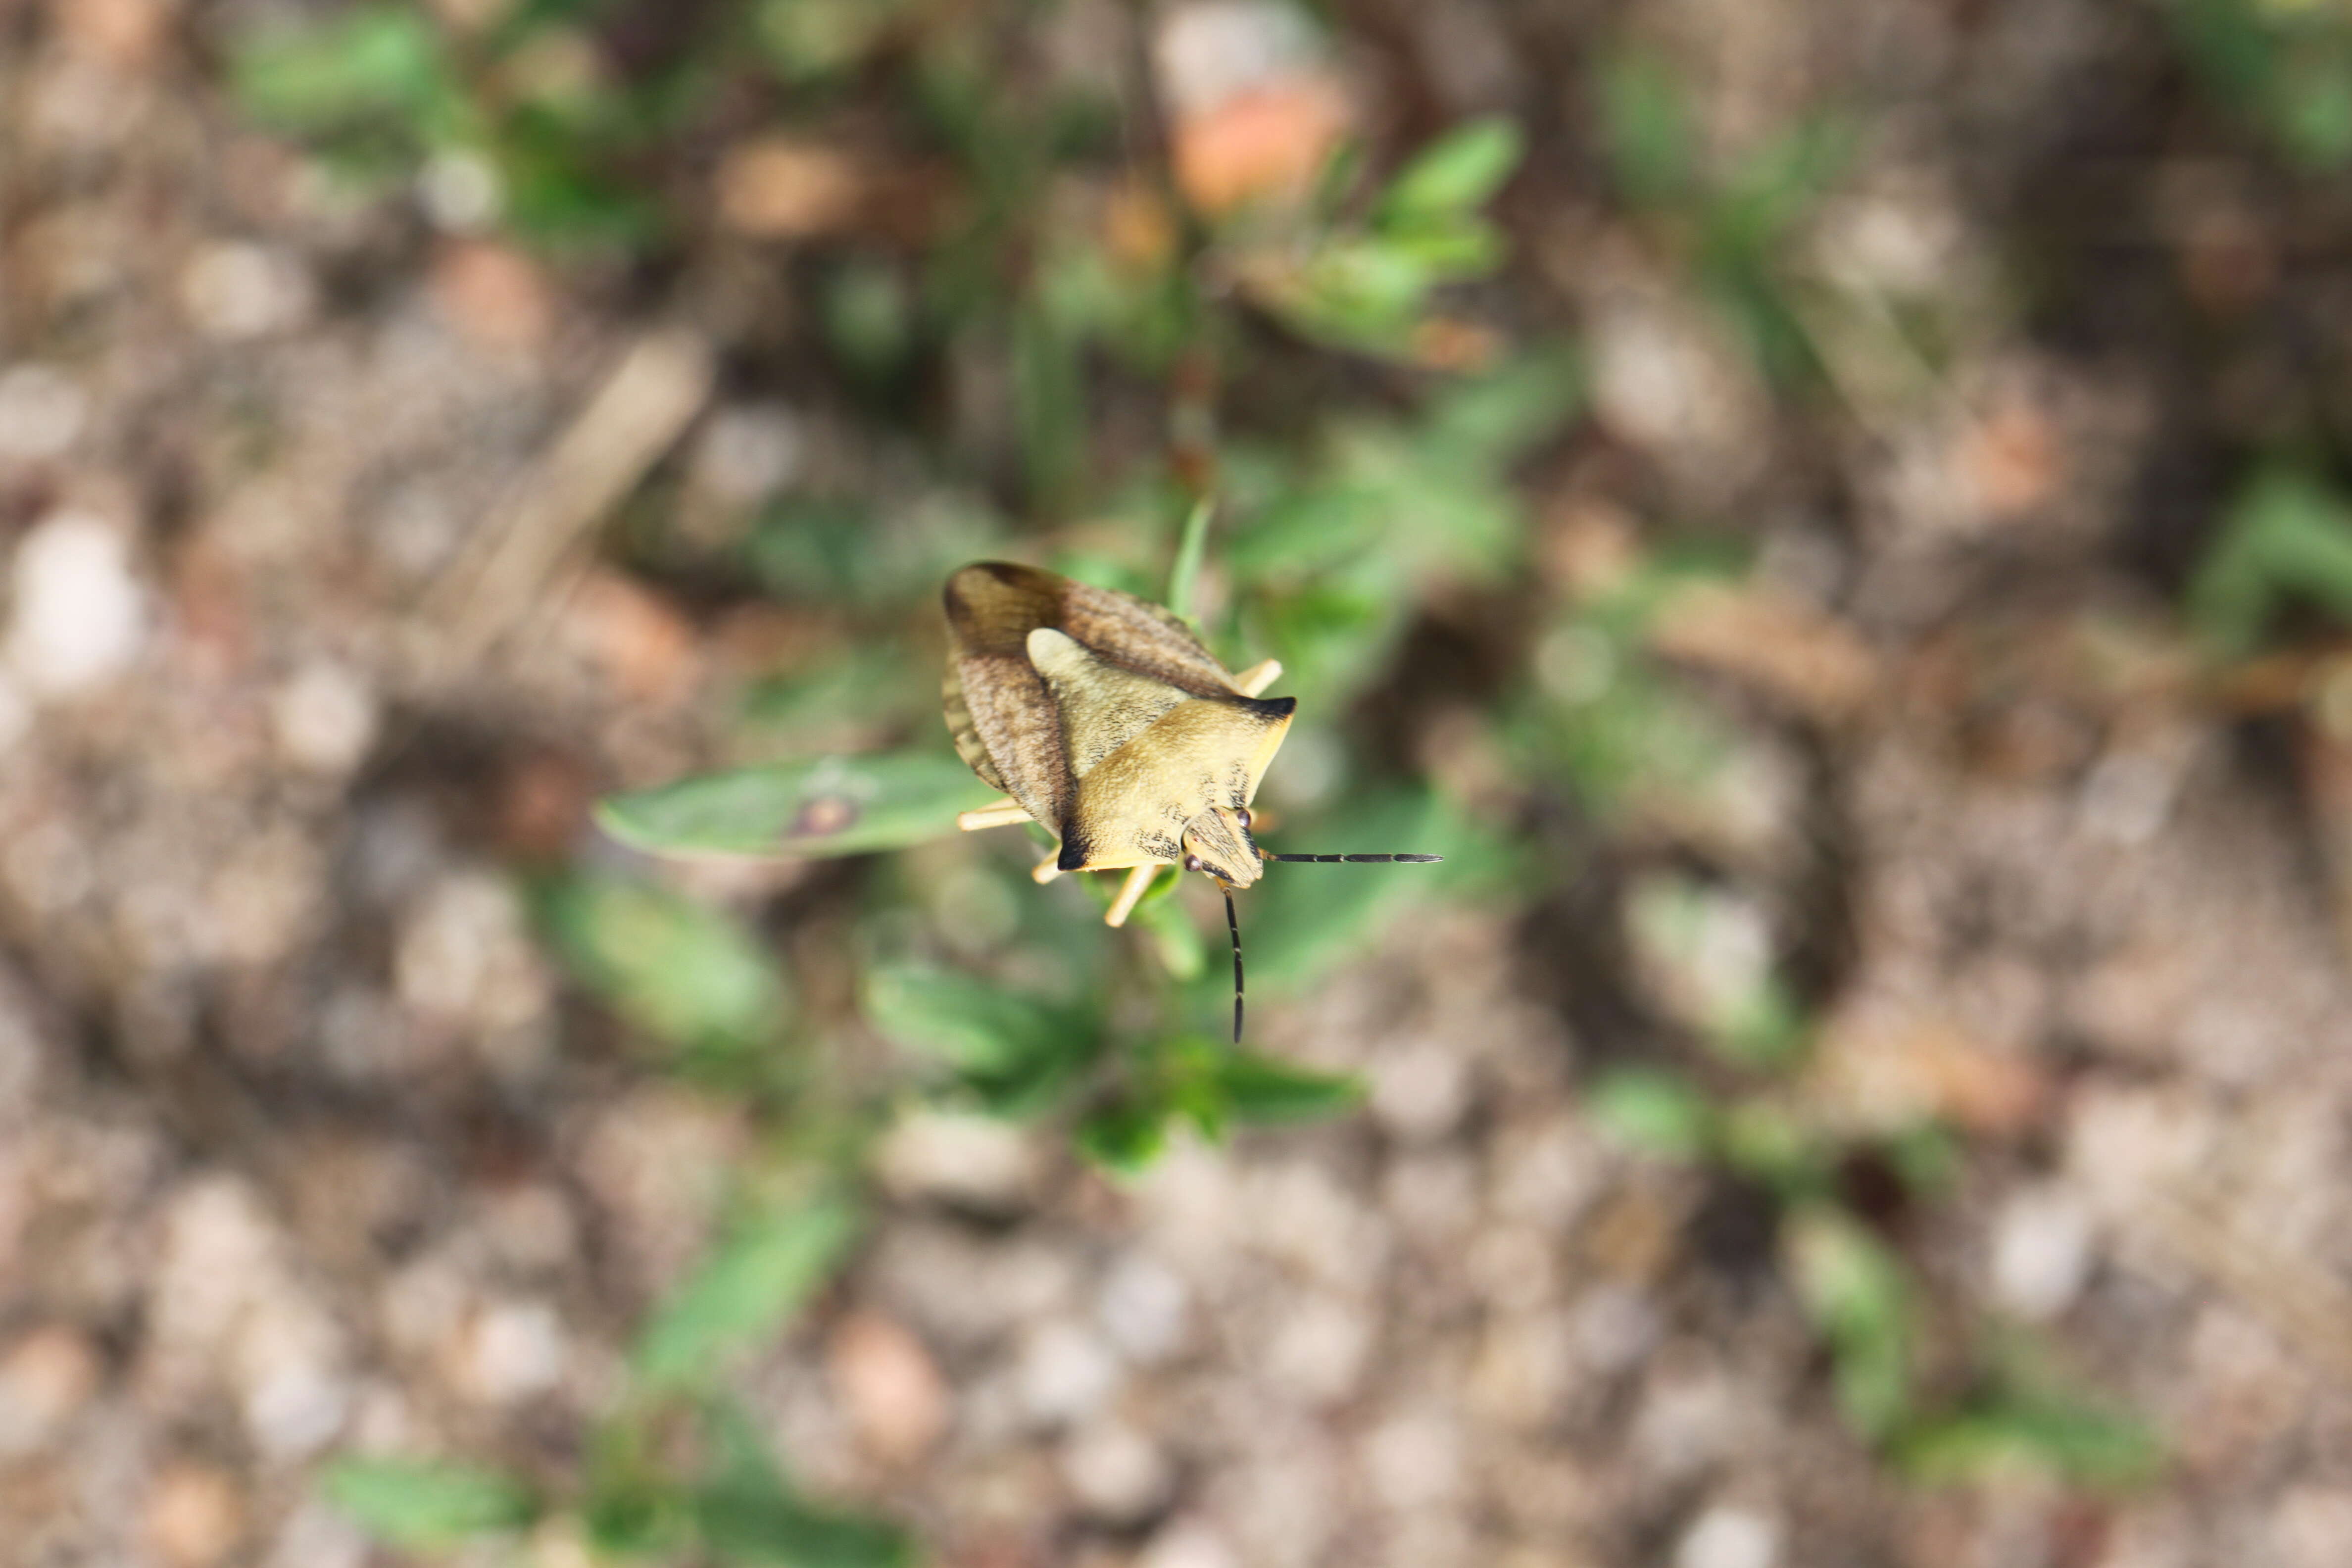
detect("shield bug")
(942, 561), (1439, 1040)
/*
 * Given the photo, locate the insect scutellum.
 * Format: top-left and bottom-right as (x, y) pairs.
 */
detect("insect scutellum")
(942, 561), (1441, 1042)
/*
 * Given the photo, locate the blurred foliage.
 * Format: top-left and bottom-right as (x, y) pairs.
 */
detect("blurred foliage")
(2188, 468), (2352, 656)
(599, 754), (1004, 860)
(1229, 116), (1525, 356)
(1594, 45), (1853, 388)
(322, 1459), (540, 1551)
(636, 1196), (861, 1390)
(538, 871), (792, 1069)
(2169, 0), (2352, 171)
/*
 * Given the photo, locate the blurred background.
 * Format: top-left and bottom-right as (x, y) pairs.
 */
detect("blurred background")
(8, 0), (2352, 1564)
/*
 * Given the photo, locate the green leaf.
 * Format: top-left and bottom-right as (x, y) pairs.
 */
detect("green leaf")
(1215, 1050), (1364, 1123)
(1135, 889), (1206, 981)
(582, 1482), (689, 1559)
(1423, 351), (1582, 466)
(1166, 494), (1215, 623)
(323, 1459), (538, 1550)
(1237, 790), (1469, 990)
(1901, 1399), (2162, 1488)
(1596, 48), (1696, 208)
(598, 751), (1001, 859)
(1718, 1101), (1830, 1198)
(697, 1404), (914, 1568)
(636, 1198), (860, 1389)
(2187, 469), (2352, 655)
(820, 260), (917, 386)
(537, 872), (787, 1058)
(1075, 1099), (1168, 1174)
(754, 0), (904, 83)
(1377, 117), (1525, 223)
(1586, 1068), (1715, 1160)
(233, 6), (451, 136)
(865, 964), (1098, 1114)
(1786, 1206), (1914, 1442)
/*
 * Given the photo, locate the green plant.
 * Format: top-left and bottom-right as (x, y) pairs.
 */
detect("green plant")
(1594, 44), (1853, 388)
(2168, 0), (2352, 172)
(2187, 467), (2352, 656)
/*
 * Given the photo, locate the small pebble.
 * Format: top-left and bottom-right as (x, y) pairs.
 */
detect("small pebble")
(1015, 1318), (1119, 1428)
(6, 511), (146, 696)
(1261, 1292), (1372, 1405)
(2272, 1486), (2352, 1568)
(0, 364), (88, 461)
(272, 662), (380, 775)
(417, 150), (502, 231)
(0, 1323), (102, 1456)
(456, 1297), (567, 1405)
(1139, 1519), (1241, 1568)
(264, 1502), (370, 1568)
(1096, 1252), (1190, 1364)
(243, 1358), (349, 1459)
(1369, 1040), (1470, 1143)
(1989, 1185), (2094, 1321)
(1675, 1505), (1782, 1568)
(1361, 1413), (1462, 1511)
(692, 403), (807, 503)
(145, 1460), (246, 1568)
(829, 1311), (951, 1465)
(1062, 1421), (1174, 1524)
(180, 241), (311, 339)
(875, 1109), (1040, 1212)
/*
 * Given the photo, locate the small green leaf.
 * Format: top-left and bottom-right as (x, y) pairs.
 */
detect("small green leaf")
(1586, 1068), (1715, 1160)
(1238, 790), (1465, 989)
(1135, 884), (1206, 982)
(2187, 469), (2352, 655)
(637, 1198), (859, 1389)
(697, 1403), (914, 1568)
(865, 964), (1098, 1114)
(323, 1459), (538, 1550)
(1901, 1399), (2162, 1488)
(1597, 48), (1696, 207)
(233, 6), (450, 136)
(1718, 1101), (1829, 1198)
(1377, 117), (1525, 223)
(598, 751), (1002, 859)
(538, 872), (786, 1058)
(1076, 1099), (1168, 1174)
(1166, 493), (1215, 623)
(582, 1482), (689, 1559)
(1215, 1051), (1364, 1123)
(1786, 1206), (1913, 1442)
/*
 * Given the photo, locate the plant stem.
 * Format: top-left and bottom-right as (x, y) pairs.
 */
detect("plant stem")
(1167, 492), (1214, 619)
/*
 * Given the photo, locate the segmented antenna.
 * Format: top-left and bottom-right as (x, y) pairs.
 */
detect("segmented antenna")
(1264, 853), (1444, 863)
(1224, 887), (1244, 1045)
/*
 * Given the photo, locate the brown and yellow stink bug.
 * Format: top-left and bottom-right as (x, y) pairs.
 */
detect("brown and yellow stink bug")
(942, 561), (1439, 1041)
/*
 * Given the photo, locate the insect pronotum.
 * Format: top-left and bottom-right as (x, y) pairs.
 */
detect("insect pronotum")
(942, 562), (1440, 1042)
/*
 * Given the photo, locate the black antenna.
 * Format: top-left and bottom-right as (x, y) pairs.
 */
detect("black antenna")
(1224, 887), (1244, 1044)
(1264, 853), (1444, 863)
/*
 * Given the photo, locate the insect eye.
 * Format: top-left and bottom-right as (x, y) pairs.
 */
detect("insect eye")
(1235, 808), (1252, 829)
(1183, 855), (1202, 873)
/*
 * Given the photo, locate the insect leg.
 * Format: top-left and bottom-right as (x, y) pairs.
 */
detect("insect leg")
(1231, 658), (1284, 698)
(957, 799), (1032, 831)
(1031, 853), (1066, 884)
(1102, 864), (1158, 928)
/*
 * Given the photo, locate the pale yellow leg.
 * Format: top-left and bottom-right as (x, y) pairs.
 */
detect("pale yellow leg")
(1233, 658), (1284, 698)
(1032, 854), (1065, 884)
(958, 799), (1032, 832)
(1103, 864), (1158, 928)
